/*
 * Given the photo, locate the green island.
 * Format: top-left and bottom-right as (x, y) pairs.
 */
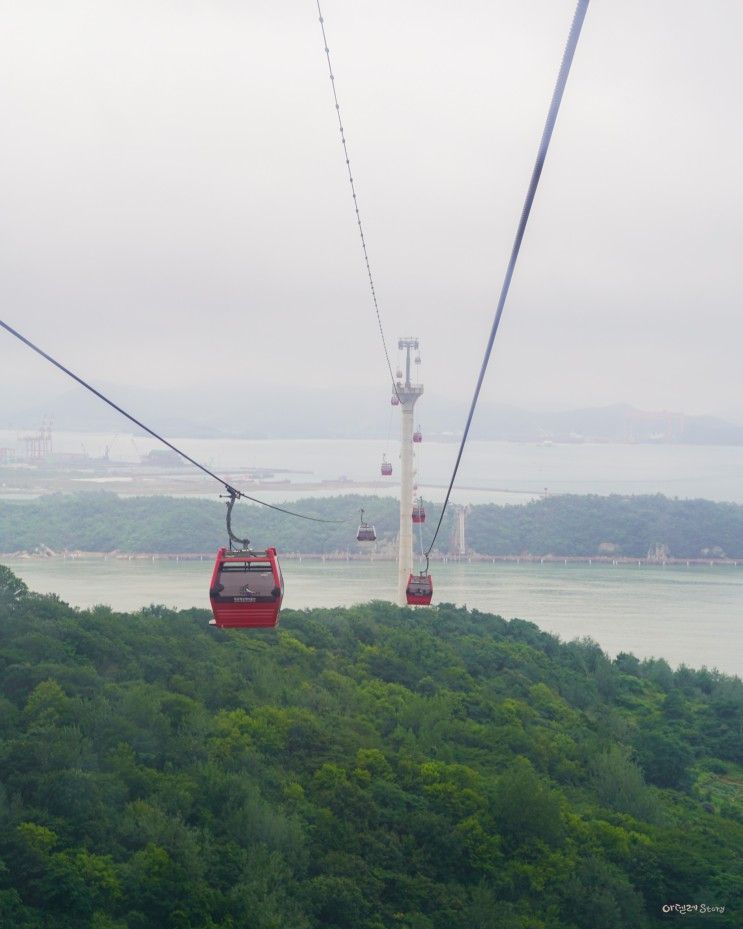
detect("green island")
(2, 492), (743, 560)
(0, 565), (741, 928)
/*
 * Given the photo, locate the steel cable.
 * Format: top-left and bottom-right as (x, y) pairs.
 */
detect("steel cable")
(315, 1), (401, 402)
(0, 318), (342, 525)
(425, 0), (590, 557)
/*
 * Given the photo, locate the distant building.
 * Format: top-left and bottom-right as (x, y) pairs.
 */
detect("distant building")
(647, 543), (670, 564)
(450, 505), (470, 557)
(141, 449), (185, 467)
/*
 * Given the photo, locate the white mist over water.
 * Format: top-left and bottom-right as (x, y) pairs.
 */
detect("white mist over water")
(5, 431), (742, 674)
(3, 431), (743, 503)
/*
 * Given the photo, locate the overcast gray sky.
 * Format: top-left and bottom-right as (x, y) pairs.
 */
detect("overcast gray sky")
(1, 0), (741, 420)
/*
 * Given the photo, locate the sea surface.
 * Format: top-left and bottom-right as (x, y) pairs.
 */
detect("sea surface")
(3, 431), (743, 504)
(6, 557), (743, 677)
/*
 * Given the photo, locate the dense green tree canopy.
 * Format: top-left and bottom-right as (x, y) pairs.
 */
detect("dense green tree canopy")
(2, 491), (743, 558)
(0, 568), (741, 927)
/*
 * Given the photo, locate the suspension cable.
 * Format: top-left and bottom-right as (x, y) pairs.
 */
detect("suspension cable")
(425, 0), (590, 557)
(414, 437), (427, 565)
(416, 502), (426, 561)
(0, 318), (341, 525)
(385, 402), (393, 454)
(315, 1), (400, 401)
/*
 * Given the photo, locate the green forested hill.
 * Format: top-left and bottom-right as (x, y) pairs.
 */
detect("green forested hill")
(468, 494), (743, 559)
(0, 493), (404, 555)
(0, 566), (741, 928)
(2, 491), (743, 559)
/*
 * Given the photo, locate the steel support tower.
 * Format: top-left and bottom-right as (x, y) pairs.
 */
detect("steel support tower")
(451, 505), (470, 557)
(395, 338), (423, 605)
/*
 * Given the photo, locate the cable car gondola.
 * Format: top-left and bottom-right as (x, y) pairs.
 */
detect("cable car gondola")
(209, 490), (283, 629)
(381, 455), (392, 476)
(406, 572), (433, 606)
(412, 501), (425, 524)
(412, 426), (422, 443)
(391, 394), (400, 406)
(356, 508), (377, 542)
(210, 547), (283, 628)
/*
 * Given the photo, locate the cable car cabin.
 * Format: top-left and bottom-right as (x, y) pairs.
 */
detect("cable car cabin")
(391, 395), (400, 406)
(406, 573), (433, 606)
(381, 456), (393, 476)
(357, 509), (377, 542)
(209, 547), (283, 628)
(412, 505), (425, 524)
(412, 428), (422, 443)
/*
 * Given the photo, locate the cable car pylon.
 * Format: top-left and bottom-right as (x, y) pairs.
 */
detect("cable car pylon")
(394, 337), (424, 605)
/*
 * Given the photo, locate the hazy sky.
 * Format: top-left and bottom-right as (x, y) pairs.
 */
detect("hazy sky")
(1, 0), (741, 420)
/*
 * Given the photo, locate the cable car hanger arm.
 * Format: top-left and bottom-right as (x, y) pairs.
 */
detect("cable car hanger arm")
(0, 318), (341, 525)
(224, 488), (251, 550)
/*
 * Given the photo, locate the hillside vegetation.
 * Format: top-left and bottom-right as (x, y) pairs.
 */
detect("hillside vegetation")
(0, 566), (741, 928)
(2, 491), (743, 559)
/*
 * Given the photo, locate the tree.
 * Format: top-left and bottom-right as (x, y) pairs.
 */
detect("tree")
(492, 757), (563, 848)
(634, 728), (693, 790)
(0, 565), (28, 612)
(590, 745), (658, 822)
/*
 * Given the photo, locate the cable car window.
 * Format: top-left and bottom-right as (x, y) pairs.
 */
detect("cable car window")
(216, 563), (276, 599)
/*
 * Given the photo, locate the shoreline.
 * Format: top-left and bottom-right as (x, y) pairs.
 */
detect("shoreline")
(3, 549), (742, 568)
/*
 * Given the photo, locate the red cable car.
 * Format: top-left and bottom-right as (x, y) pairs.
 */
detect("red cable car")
(413, 426), (422, 443)
(356, 508), (377, 542)
(209, 547), (283, 628)
(209, 489), (283, 629)
(381, 455), (393, 476)
(412, 503), (425, 524)
(391, 395), (400, 406)
(406, 572), (433, 606)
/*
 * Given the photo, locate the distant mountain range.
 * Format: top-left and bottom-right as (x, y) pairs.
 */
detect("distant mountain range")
(2, 385), (743, 445)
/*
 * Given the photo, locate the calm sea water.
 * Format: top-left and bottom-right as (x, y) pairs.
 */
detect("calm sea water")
(2, 431), (743, 504)
(6, 557), (743, 677)
(5, 433), (742, 674)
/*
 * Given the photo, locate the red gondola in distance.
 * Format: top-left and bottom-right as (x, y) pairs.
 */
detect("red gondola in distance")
(209, 547), (284, 628)
(412, 426), (422, 443)
(381, 455), (393, 476)
(406, 572), (433, 606)
(391, 395), (400, 406)
(412, 504), (425, 524)
(356, 508), (377, 542)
